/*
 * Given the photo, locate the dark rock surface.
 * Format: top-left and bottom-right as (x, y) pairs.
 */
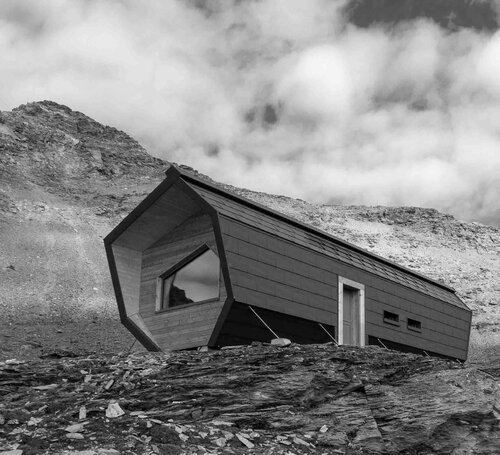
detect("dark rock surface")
(1, 343), (499, 455)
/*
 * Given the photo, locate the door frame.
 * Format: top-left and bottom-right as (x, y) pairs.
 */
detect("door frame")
(338, 276), (365, 346)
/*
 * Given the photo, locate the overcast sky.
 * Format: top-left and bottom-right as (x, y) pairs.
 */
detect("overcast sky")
(1, 0), (500, 225)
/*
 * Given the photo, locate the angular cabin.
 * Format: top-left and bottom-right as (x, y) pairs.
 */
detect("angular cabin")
(104, 166), (472, 361)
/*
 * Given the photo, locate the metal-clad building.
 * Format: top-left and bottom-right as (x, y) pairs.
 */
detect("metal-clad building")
(104, 166), (472, 360)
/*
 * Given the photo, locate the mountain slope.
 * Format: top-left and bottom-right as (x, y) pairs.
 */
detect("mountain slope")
(0, 101), (499, 364)
(0, 101), (167, 357)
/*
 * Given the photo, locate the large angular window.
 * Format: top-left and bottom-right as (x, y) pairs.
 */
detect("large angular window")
(157, 246), (220, 310)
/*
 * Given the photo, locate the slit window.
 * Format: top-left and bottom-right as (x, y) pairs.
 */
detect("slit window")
(383, 310), (400, 326)
(407, 318), (422, 332)
(156, 247), (220, 311)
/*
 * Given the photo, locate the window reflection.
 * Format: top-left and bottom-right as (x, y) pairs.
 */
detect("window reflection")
(162, 249), (220, 308)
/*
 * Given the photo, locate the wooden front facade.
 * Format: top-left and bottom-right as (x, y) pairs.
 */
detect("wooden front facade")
(105, 166), (472, 360)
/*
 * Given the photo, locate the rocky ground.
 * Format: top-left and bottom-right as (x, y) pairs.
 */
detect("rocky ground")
(1, 343), (499, 455)
(0, 101), (499, 453)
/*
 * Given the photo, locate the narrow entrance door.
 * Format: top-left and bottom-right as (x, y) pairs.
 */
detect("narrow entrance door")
(343, 286), (360, 346)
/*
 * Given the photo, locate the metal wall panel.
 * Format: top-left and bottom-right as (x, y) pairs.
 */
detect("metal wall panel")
(188, 182), (467, 311)
(219, 216), (470, 360)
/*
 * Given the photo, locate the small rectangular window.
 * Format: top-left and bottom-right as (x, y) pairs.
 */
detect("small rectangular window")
(407, 318), (422, 332)
(383, 310), (399, 326)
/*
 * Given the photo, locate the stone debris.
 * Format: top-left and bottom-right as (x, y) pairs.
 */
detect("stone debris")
(292, 437), (310, 447)
(236, 433), (254, 449)
(65, 423), (87, 433)
(66, 433), (85, 440)
(31, 384), (58, 391)
(105, 402), (124, 419)
(271, 338), (292, 347)
(26, 417), (42, 426)
(214, 437), (226, 447)
(0, 343), (499, 454)
(79, 406), (87, 420)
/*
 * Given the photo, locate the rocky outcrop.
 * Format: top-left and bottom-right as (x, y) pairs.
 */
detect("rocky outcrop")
(0, 343), (499, 454)
(0, 101), (166, 209)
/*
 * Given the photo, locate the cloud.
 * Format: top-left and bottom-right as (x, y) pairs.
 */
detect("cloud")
(1, 0), (500, 225)
(275, 45), (354, 124)
(476, 30), (500, 97)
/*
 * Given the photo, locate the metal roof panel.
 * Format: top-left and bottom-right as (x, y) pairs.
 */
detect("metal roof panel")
(171, 167), (468, 311)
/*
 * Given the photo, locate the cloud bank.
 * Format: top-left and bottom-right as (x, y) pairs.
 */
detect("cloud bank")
(1, 0), (500, 225)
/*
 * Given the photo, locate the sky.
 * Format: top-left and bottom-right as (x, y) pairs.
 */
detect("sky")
(1, 0), (500, 226)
